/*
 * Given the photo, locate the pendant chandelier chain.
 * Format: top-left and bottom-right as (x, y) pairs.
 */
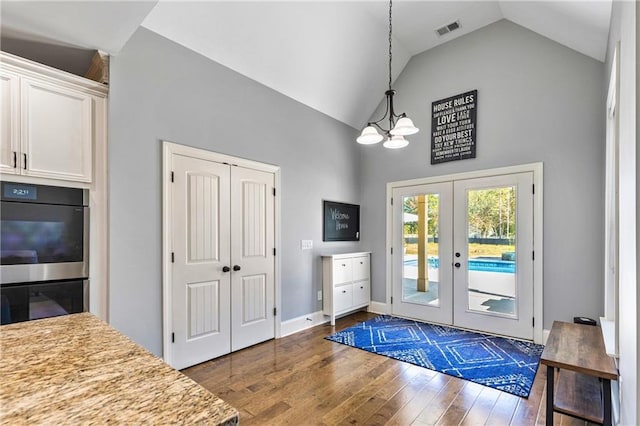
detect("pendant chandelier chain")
(388, 0), (393, 91)
(356, 0), (419, 147)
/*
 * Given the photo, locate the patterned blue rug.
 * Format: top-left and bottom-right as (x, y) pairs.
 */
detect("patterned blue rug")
(325, 315), (544, 398)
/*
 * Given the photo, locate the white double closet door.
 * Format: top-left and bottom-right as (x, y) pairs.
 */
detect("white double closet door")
(169, 152), (275, 370)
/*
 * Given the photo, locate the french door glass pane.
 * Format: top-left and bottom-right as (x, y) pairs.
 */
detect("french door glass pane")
(466, 186), (517, 317)
(402, 194), (440, 306)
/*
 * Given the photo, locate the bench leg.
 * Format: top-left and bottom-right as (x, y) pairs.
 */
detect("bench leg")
(546, 365), (554, 426)
(603, 379), (612, 426)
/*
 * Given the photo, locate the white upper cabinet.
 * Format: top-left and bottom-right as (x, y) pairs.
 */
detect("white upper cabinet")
(0, 52), (107, 183)
(0, 70), (20, 174)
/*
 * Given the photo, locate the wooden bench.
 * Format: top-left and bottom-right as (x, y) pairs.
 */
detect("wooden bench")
(540, 321), (618, 426)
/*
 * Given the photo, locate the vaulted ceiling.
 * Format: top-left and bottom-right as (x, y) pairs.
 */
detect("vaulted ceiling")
(0, 1), (612, 129)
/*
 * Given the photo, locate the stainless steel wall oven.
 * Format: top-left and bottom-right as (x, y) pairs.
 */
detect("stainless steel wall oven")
(1, 181), (89, 324)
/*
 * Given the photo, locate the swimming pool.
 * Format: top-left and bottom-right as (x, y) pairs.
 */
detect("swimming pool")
(404, 257), (515, 274)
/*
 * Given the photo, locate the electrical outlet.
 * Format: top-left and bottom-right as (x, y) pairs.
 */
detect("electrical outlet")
(317, 290), (323, 301)
(301, 240), (313, 250)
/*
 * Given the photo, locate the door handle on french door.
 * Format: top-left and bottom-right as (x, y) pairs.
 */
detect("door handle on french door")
(454, 262), (461, 268)
(233, 265), (241, 271)
(222, 266), (230, 272)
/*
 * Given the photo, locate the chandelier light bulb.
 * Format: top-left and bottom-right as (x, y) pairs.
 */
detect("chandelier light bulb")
(383, 135), (409, 149)
(390, 117), (419, 136)
(356, 126), (384, 144)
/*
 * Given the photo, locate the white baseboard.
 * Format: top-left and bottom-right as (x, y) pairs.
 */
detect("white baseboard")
(368, 301), (389, 315)
(280, 310), (328, 337)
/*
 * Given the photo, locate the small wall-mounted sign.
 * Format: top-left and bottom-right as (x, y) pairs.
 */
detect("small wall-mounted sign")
(323, 201), (360, 242)
(431, 90), (477, 164)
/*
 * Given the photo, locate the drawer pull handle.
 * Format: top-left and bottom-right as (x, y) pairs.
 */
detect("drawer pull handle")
(342, 264), (346, 267)
(360, 261), (363, 264)
(360, 286), (364, 289)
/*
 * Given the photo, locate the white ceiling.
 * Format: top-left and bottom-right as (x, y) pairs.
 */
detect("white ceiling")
(0, 1), (612, 130)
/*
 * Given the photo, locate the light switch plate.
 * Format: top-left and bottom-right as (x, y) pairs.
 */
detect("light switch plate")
(301, 240), (313, 250)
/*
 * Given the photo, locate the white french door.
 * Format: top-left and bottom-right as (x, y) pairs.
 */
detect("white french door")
(391, 171), (535, 340)
(167, 149), (276, 369)
(392, 182), (453, 325)
(452, 173), (534, 340)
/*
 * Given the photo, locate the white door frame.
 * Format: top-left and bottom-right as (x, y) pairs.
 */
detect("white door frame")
(385, 163), (544, 344)
(162, 141), (282, 366)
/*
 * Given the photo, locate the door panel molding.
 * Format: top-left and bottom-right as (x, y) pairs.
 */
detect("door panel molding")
(386, 163), (544, 343)
(162, 141), (281, 368)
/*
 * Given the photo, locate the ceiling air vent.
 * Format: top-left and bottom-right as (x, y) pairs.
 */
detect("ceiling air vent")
(435, 20), (461, 37)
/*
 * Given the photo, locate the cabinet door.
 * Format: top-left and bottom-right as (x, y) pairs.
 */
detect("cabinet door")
(333, 258), (352, 284)
(21, 78), (93, 182)
(0, 70), (20, 174)
(333, 284), (353, 313)
(353, 280), (370, 307)
(352, 255), (370, 281)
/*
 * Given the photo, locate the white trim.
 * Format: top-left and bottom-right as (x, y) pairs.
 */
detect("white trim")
(161, 141), (281, 365)
(280, 311), (328, 337)
(600, 317), (618, 357)
(274, 168), (282, 338)
(385, 163), (544, 344)
(1, 51), (108, 97)
(603, 42), (620, 357)
(368, 301), (389, 315)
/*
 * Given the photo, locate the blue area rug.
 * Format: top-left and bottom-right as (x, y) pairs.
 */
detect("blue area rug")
(325, 315), (544, 398)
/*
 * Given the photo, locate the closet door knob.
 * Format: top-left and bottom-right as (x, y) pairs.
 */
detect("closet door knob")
(233, 265), (241, 271)
(222, 266), (230, 272)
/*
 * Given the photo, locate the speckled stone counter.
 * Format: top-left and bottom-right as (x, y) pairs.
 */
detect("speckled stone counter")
(0, 313), (239, 425)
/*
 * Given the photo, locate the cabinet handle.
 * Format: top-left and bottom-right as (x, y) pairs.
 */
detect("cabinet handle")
(23, 153), (27, 170)
(360, 286), (364, 289)
(342, 290), (347, 293)
(12, 152), (17, 168)
(342, 264), (346, 267)
(360, 261), (363, 264)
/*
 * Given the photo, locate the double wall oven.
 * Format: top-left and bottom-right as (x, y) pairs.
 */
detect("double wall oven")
(1, 181), (89, 324)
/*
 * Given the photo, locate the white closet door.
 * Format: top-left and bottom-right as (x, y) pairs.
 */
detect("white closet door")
(171, 154), (231, 369)
(230, 166), (275, 351)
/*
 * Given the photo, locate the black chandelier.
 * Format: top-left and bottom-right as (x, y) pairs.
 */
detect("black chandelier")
(356, 0), (419, 149)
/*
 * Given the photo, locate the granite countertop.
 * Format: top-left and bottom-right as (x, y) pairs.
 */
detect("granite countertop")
(0, 313), (238, 425)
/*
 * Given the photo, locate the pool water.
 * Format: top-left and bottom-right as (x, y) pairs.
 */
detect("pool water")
(404, 257), (515, 274)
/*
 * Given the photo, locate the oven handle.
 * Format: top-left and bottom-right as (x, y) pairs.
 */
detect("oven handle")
(83, 207), (90, 279)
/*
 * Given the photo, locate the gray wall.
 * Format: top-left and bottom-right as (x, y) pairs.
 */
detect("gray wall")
(109, 28), (362, 355)
(359, 20), (605, 329)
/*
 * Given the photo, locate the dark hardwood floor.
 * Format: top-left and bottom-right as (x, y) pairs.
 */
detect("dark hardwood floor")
(182, 311), (594, 425)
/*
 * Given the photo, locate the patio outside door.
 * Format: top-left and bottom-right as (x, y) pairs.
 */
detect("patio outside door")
(392, 172), (535, 340)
